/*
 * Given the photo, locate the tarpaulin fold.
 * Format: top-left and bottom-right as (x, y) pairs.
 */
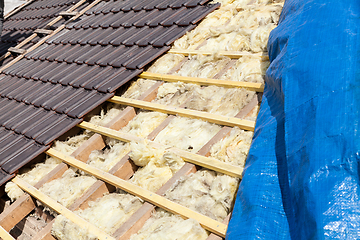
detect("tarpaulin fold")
(227, 0), (360, 239)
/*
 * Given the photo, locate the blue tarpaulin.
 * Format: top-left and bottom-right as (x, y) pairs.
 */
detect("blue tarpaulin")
(226, 0), (360, 239)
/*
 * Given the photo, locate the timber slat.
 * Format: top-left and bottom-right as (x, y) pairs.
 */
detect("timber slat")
(139, 72), (264, 92)
(108, 96), (256, 130)
(77, 121), (244, 178)
(34, 29), (53, 35)
(8, 47), (26, 55)
(59, 11), (78, 17)
(168, 49), (269, 59)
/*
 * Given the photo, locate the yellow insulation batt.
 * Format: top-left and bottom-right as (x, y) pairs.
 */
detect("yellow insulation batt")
(220, 56), (269, 83)
(164, 170), (238, 222)
(88, 105), (125, 127)
(210, 127), (254, 167)
(129, 209), (209, 240)
(128, 140), (184, 192)
(87, 111), (167, 172)
(52, 192), (143, 240)
(150, 57), (265, 118)
(154, 117), (221, 153)
(38, 169), (97, 211)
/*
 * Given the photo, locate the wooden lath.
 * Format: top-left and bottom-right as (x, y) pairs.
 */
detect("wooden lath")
(234, 2), (284, 11)
(34, 29), (53, 35)
(168, 49), (269, 59)
(77, 121), (244, 178)
(139, 72), (264, 92)
(108, 96), (256, 131)
(12, 177), (116, 240)
(46, 148), (228, 237)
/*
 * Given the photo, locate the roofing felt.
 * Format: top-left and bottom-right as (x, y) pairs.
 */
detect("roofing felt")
(0, 0), (219, 185)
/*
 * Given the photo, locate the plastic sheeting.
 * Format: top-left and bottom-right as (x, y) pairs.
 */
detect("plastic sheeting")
(227, 0), (360, 239)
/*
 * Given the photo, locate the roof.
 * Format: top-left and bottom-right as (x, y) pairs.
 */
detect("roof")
(0, 0), (219, 184)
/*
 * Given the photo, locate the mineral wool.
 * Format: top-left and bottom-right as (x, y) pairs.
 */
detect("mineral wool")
(154, 117), (221, 153)
(128, 141), (184, 192)
(249, 23), (277, 52)
(232, 0), (284, 7)
(228, 5), (282, 29)
(184, 85), (255, 117)
(146, 53), (185, 74)
(164, 170), (238, 222)
(173, 8), (236, 50)
(210, 127), (253, 167)
(88, 105), (124, 127)
(121, 78), (158, 100)
(220, 56), (269, 83)
(87, 111), (167, 172)
(175, 55), (230, 78)
(52, 193), (143, 240)
(87, 140), (130, 172)
(129, 209), (209, 240)
(154, 81), (255, 117)
(39, 169), (97, 210)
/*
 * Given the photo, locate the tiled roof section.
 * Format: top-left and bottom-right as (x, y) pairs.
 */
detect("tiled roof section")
(0, 0), (89, 56)
(0, 0), (219, 182)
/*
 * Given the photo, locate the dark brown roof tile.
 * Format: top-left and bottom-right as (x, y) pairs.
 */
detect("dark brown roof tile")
(1, 142), (49, 174)
(97, 68), (142, 93)
(152, 25), (196, 47)
(35, 117), (82, 145)
(3, 106), (39, 131)
(23, 112), (66, 139)
(0, 137), (34, 166)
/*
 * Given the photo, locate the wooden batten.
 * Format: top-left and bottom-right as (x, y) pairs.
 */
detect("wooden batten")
(139, 72), (264, 92)
(34, 29), (53, 35)
(58, 11), (78, 17)
(207, 214), (231, 240)
(108, 96), (256, 130)
(113, 163), (197, 240)
(8, 47), (26, 55)
(168, 49), (269, 60)
(77, 121), (243, 178)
